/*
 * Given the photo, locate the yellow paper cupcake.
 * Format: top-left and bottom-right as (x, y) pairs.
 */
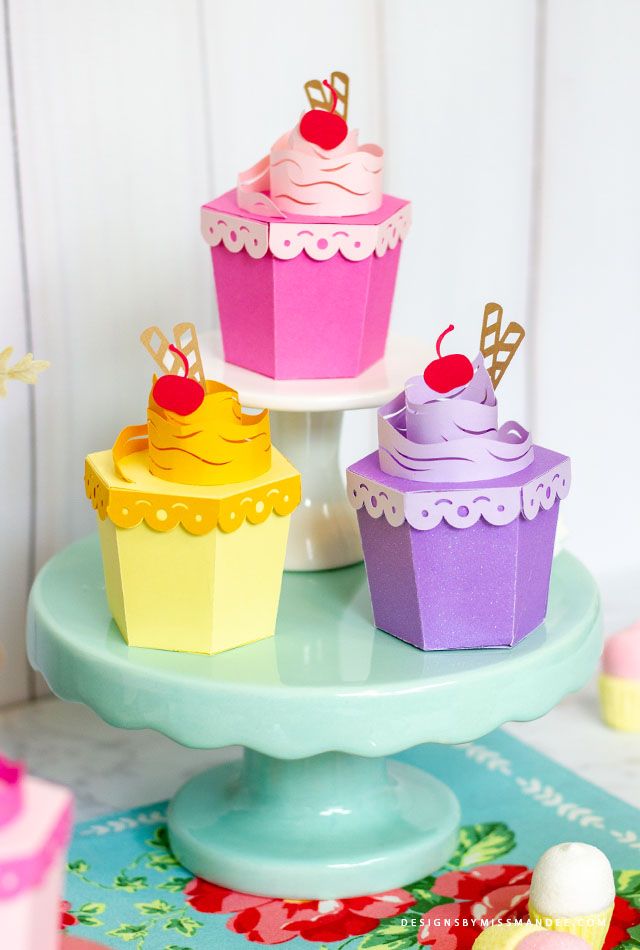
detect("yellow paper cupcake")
(599, 623), (640, 731)
(528, 843), (614, 950)
(85, 323), (301, 655)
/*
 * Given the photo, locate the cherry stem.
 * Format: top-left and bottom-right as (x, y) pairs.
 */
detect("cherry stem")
(322, 78), (338, 114)
(435, 324), (455, 359)
(168, 344), (189, 378)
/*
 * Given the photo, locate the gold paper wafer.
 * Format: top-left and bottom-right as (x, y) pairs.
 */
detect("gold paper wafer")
(173, 322), (205, 386)
(330, 71), (349, 120)
(140, 326), (183, 376)
(490, 322), (525, 388)
(304, 71), (350, 121)
(479, 302), (503, 367)
(304, 79), (329, 112)
(479, 302), (525, 389)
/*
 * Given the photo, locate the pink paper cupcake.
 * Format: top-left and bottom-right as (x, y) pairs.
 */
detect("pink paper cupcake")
(0, 756), (73, 949)
(202, 71), (411, 380)
(599, 622), (640, 731)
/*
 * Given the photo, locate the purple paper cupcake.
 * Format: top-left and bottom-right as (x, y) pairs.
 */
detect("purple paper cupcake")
(346, 304), (571, 651)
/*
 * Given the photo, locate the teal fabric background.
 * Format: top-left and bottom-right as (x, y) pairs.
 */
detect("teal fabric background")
(62, 729), (640, 949)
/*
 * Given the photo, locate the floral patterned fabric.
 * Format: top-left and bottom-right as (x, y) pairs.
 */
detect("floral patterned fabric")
(60, 730), (640, 949)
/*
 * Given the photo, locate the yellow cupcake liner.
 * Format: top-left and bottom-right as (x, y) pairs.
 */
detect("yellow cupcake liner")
(528, 901), (614, 950)
(599, 674), (640, 732)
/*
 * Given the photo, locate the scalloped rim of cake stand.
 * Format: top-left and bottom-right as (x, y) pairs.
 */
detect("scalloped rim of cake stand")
(28, 535), (602, 759)
(199, 331), (434, 411)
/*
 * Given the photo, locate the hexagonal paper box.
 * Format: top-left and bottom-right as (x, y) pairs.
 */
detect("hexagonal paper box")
(85, 446), (300, 655)
(347, 446), (571, 650)
(202, 191), (411, 380)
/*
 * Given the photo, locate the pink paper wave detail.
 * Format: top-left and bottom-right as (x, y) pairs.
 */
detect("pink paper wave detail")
(237, 125), (384, 218)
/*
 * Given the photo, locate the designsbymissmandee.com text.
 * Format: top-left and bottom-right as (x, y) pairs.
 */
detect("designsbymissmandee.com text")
(400, 917), (609, 928)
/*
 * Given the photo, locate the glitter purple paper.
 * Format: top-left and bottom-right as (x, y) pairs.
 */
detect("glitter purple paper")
(348, 447), (569, 651)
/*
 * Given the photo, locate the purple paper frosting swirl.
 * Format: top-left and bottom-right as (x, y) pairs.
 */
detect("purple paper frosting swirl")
(378, 354), (534, 483)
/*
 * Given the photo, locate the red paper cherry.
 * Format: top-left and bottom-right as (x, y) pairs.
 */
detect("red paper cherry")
(423, 324), (474, 393)
(300, 79), (348, 150)
(152, 345), (205, 416)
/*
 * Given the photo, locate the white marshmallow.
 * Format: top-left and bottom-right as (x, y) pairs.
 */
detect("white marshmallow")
(530, 843), (615, 917)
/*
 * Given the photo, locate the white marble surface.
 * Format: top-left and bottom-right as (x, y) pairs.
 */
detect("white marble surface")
(0, 569), (638, 821)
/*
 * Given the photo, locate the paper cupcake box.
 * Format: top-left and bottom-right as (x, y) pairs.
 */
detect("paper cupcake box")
(599, 623), (640, 732)
(202, 71), (411, 380)
(0, 757), (73, 949)
(85, 324), (301, 655)
(347, 305), (571, 651)
(348, 447), (569, 650)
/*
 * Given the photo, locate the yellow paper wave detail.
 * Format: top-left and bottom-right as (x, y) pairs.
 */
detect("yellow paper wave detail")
(112, 380), (271, 487)
(148, 380), (271, 486)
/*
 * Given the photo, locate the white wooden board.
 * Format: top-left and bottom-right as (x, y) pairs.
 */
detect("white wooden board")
(535, 0), (640, 575)
(0, 0), (636, 705)
(0, 0), (32, 705)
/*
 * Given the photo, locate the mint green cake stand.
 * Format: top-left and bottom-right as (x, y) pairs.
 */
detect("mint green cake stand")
(28, 535), (601, 899)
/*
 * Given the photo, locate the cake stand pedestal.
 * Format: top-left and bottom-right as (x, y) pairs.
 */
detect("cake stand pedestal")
(28, 536), (601, 899)
(200, 333), (432, 571)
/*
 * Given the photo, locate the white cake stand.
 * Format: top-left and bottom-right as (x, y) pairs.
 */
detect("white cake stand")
(200, 333), (433, 571)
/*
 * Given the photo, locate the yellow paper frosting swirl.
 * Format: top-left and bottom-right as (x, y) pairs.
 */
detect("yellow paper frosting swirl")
(113, 380), (271, 487)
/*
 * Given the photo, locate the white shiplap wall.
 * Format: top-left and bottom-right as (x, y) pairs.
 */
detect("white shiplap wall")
(380, 0), (538, 427)
(0, 0), (32, 704)
(1, 0), (638, 706)
(9, 0), (214, 565)
(535, 0), (640, 575)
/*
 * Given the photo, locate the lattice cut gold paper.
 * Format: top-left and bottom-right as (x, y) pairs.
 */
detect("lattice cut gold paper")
(139, 322), (206, 384)
(140, 325), (184, 377)
(86, 449), (301, 536)
(479, 301), (525, 389)
(304, 70), (350, 121)
(171, 322), (205, 384)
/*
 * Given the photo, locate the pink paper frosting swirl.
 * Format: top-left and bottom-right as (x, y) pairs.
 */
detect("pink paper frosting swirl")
(378, 354), (534, 483)
(237, 122), (384, 218)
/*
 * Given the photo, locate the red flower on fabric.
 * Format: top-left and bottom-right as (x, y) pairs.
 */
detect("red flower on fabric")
(184, 877), (415, 944)
(603, 895), (640, 950)
(418, 865), (533, 950)
(59, 899), (78, 929)
(183, 865), (640, 948)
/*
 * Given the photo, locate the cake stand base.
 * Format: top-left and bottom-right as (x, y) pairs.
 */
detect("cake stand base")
(168, 748), (459, 899)
(200, 332), (434, 572)
(28, 537), (602, 901)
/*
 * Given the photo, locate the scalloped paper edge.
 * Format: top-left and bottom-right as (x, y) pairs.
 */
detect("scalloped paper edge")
(201, 204), (412, 262)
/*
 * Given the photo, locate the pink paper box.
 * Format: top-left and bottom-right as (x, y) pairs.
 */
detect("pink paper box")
(0, 757), (73, 949)
(202, 190), (411, 380)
